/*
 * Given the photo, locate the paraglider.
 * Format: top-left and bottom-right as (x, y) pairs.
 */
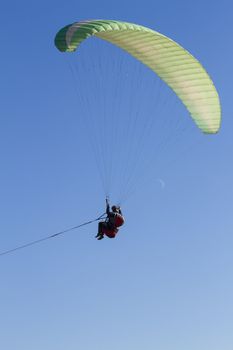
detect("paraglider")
(96, 198), (125, 240)
(54, 19), (221, 238)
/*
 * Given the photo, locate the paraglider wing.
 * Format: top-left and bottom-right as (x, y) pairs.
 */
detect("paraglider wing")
(55, 19), (221, 134)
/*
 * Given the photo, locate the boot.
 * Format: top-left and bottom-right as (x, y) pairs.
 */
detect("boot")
(95, 232), (104, 239)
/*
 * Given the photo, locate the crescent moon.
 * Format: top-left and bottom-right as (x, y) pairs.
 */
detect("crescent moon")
(156, 178), (165, 189)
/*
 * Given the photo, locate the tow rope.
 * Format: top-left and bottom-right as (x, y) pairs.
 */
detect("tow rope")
(0, 213), (106, 257)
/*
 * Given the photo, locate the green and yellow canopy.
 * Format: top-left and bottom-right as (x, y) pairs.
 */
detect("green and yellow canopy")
(55, 19), (221, 134)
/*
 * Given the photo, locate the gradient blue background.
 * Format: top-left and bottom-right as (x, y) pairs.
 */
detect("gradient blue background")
(0, 1), (232, 349)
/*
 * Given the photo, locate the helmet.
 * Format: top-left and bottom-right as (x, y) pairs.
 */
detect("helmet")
(112, 205), (120, 212)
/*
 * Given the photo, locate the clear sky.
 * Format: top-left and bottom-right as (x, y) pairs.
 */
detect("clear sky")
(0, 1), (232, 349)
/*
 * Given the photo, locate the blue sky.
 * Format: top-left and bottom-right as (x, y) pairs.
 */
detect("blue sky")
(0, 0), (232, 349)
